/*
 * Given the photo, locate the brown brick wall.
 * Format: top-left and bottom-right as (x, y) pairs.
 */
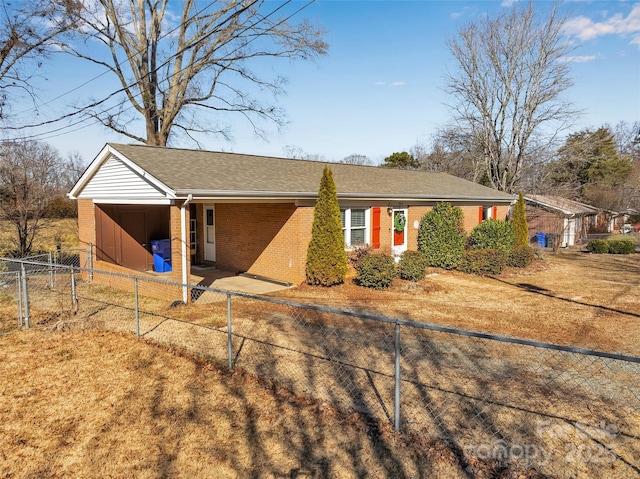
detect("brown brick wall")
(77, 199), (96, 271)
(79, 199), (513, 294)
(91, 260), (184, 302)
(407, 206), (431, 251)
(215, 203), (313, 285)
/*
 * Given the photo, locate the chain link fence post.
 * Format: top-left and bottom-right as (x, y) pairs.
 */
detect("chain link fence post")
(394, 321), (401, 432)
(134, 278), (140, 338)
(227, 293), (233, 369)
(16, 271), (22, 328)
(48, 252), (54, 289)
(88, 243), (94, 282)
(70, 267), (78, 314)
(20, 263), (29, 329)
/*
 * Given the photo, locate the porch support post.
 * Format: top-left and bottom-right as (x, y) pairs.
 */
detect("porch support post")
(180, 194), (193, 303)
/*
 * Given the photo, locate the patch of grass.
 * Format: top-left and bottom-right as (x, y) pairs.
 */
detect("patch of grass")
(0, 329), (472, 478)
(0, 218), (78, 255)
(273, 251), (640, 356)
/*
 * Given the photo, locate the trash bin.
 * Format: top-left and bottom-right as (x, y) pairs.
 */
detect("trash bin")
(535, 232), (547, 248)
(150, 239), (172, 272)
(546, 233), (556, 249)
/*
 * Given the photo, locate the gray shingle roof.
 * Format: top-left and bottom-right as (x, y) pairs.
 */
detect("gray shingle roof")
(108, 143), (514, 202)
(526, 195), (599, 215)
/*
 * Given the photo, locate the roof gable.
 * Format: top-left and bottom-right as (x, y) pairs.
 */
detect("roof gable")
(69, 145), (175, 202)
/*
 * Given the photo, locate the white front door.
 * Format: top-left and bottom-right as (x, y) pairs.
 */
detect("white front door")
(204, 205), (216, 262)
(391, 208), (408, 260)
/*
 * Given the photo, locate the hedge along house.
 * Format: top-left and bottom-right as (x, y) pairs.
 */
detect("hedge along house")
(69, 143), (514, 302)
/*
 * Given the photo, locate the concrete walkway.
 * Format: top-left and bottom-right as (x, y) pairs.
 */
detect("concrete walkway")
(189, 266), (290, 300)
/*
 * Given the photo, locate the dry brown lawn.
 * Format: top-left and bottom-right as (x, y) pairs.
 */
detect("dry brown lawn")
(0, 218), (78, 254)
(272, 250), (640, 356)
(0, 328), (538, 479)
(0, 249), (638, 478)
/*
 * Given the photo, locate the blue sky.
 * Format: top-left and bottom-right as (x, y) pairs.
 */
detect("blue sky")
(7, 0), (640, 165)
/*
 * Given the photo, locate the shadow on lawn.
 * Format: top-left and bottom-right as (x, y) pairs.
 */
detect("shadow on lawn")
(488, 276), (640, 319)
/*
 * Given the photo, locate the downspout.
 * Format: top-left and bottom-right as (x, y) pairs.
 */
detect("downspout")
(180, 194), (193, 303)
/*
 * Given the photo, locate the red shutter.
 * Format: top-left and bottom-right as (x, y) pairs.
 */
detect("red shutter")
(372, 207), (381, 249)
(492, 206), (497, 220)
(478, 206), (483, 224)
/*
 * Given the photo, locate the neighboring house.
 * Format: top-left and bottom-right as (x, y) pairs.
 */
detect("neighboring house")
(524, 195), (612, 248)
(69, 143), (514, 301)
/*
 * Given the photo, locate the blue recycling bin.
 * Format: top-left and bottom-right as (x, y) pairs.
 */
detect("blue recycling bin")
(150, 239), (172, 272)
(535, 232), (547, 248)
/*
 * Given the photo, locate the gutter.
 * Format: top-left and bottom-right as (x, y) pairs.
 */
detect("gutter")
(174, 190), (515, 203)
(180, 194), (193, 303)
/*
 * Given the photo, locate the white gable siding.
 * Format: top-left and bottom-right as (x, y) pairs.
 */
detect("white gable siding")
(78, 155), (170, 200)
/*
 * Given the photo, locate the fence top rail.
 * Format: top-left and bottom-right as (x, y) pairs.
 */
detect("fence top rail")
(4, 256), (639, 364)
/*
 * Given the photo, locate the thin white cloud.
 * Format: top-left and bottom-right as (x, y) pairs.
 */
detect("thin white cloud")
(373, 81), (406, 87)
(500, 0), (519, 7)
(450, 6), (473, 20)
(559, 54), (597, 63)
(564, 3), (640, 45)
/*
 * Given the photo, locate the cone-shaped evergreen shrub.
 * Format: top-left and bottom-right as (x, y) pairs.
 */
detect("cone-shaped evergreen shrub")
(418, 202), (466, 269)
(305, 166), (348, 286)
(512, 192), (529, 247)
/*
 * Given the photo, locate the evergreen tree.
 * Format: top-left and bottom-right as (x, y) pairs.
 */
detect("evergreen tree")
(511, 192), (529, 247)
(381, 151), (420, 169)
(306, 166), (348, 286)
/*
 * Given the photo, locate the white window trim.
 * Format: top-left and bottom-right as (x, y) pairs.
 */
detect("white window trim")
(341, 207), (370, 249)
(483, 206), (495, 221)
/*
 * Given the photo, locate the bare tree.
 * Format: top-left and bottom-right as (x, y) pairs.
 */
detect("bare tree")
(281, 145), (325, 161)
(418, 127), (483, 181)
(60, 150), (85, 192)
(63, 0), (327, 146)
(445, 2), (577, 193)
(0, 140), (64, 256)
(0, 1), (77, 119)
(340, 154), (371, 166)
(612, 121), (640, 162)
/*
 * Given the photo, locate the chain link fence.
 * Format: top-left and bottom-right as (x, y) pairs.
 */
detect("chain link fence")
(0, 256), (638, 478)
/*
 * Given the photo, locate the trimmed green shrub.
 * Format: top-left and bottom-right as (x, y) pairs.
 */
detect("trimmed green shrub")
(458, 249), (506, 275)
(418, 202), (466, 269)
(608, 239), (636, 254)
(587, 240), (609, 254)
(468, 219), (515, 254)
(507, 245), (534, 268)
(398, 250), (428, 282)
(356, 253), (396, 289)
(305, 166), (348, 286)
(511, 192), (528, 247)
